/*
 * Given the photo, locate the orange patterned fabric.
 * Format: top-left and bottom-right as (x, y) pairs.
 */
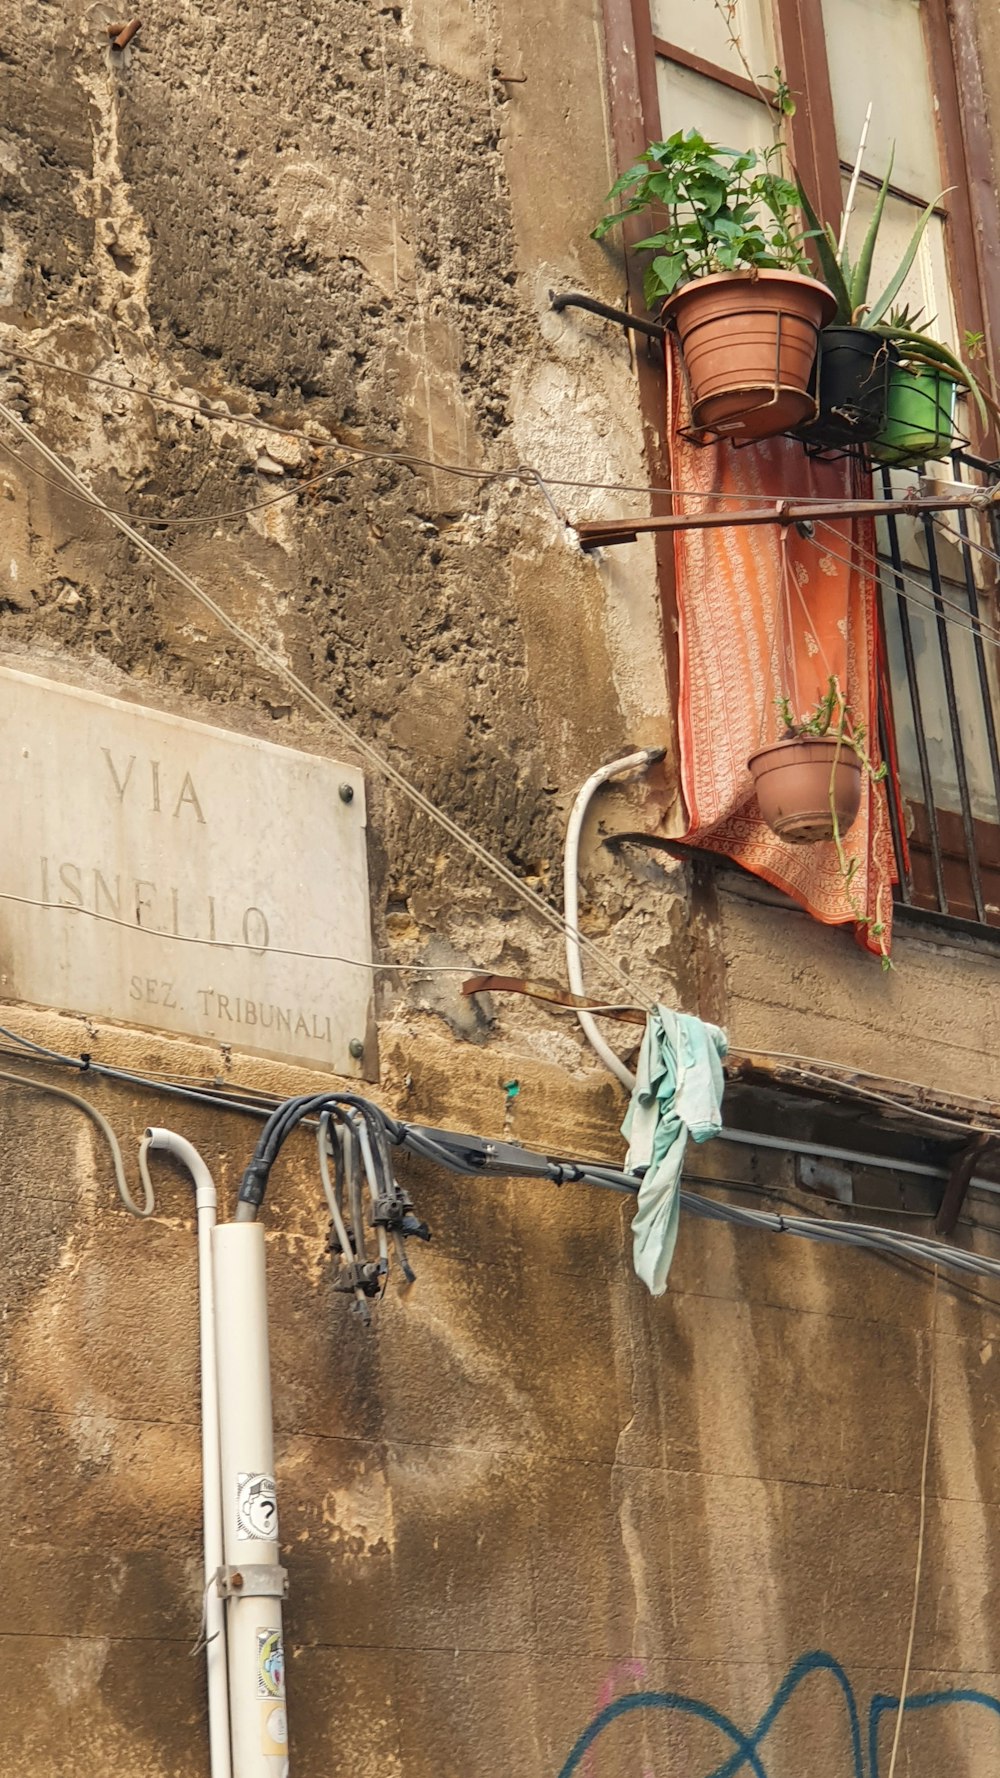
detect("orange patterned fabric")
(668, 347), (897, 955)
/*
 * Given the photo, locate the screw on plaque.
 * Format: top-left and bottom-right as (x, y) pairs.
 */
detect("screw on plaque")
(349, 1038), (364, 1060)
(339, 783), (355, 803)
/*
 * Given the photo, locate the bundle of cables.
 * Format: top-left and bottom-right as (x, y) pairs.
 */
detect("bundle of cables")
(236, 1090), (430, 1323)
(237, 1090), (1000, 1322)
(236, 1090), (638, 1322)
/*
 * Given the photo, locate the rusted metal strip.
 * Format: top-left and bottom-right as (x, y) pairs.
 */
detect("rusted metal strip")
(112, 18), (141, 50)
(462, 974), (646, 1024)
(725, 1052), (1000, 1133)
(575, 490), (997, 551)
(774, 0), (843, 232)
(935, 1131), (994, 1234)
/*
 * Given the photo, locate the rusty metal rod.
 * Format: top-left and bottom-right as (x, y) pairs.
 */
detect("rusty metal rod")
(112, 18), (141, 50)
(935, 1132), (993, 1235)
(549, 291), (667, 345)
(574, 490), (999, 550)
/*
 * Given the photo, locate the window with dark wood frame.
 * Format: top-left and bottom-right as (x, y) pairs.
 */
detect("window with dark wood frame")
(601, 0), (1000, 934)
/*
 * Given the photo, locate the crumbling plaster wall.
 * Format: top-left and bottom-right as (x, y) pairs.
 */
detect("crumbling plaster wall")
(3, 2), (1000, 1777)
(0, 0), (676, 1068)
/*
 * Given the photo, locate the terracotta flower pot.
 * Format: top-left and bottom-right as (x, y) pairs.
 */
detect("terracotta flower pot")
(747, 736), (863, 843)
(663, 270), (837, 442)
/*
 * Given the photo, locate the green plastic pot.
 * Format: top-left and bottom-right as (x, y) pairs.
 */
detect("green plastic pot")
(869, 364), (959, 468)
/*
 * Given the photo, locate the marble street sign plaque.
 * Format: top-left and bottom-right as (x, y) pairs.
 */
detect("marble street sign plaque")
(0, 667), (375, 1072)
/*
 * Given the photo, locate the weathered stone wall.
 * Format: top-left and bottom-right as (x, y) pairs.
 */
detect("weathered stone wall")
(2, 1), (1000, 1775)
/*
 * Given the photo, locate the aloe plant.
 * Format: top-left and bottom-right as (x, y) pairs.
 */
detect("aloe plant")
(879, 314), (993, 426)
(796, 151), (945, 329)
(798, 153), (994, 427)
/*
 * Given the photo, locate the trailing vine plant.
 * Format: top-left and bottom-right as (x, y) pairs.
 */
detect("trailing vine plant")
(710, 0), (795, 144)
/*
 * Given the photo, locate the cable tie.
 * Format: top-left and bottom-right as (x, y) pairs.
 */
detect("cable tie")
(400, 1213), (431, 1242)
(78, 1052), (91, 1072)
(239, 1159), (269, 1206)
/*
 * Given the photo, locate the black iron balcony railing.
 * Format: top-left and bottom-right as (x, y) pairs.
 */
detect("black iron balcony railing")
(878, 451), (1000, 931)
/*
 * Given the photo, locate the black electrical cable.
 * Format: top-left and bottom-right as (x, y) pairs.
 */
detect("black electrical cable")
(238, 1089), (405, 1209)
(0, 1021), (283, 1122)
(3, 1018), (1000, 1297)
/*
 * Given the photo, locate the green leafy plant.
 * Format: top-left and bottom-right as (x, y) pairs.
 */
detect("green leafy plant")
(593, 130), (814, 307)
(769, 65), (796, 118)
(778, 677), (892, 968)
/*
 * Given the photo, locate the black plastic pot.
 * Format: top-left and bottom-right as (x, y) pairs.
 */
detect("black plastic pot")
(794, 326), (897, 450)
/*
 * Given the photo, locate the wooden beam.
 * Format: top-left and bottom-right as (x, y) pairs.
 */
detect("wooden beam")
(651, 37), (777, 108)
(773, 0), (843, 234)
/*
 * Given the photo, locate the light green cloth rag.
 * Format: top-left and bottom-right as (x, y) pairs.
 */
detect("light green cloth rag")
(621, 1005), (728, 1295)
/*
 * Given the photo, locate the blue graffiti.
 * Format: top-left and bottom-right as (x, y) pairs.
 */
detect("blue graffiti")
(555, 1651), (1000, 1778)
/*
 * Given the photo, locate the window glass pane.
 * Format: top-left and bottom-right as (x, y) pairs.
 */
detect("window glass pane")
(821, 0), (941, 196)
(655, 58), (774, 154)
(878, 469), (983, 577)
(649, 0), (775, 75)
(878, 542), (1000, 823)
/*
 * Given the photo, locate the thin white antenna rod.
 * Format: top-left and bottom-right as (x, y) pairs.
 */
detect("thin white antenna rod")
(838, 101), (874, 258)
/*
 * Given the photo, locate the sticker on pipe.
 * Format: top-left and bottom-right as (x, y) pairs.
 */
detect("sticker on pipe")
(257, 1629), (286, 1700)
(261, 1703), (289, 1772)
(237, 1471), (278, 1541)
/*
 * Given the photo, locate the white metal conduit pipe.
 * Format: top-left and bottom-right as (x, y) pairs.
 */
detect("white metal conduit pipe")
(564, 757), (1000, 1196)
(563, 748), (661, 1090)
(213, 1219), (289, 1778)
(141, 1129), (231, 1778)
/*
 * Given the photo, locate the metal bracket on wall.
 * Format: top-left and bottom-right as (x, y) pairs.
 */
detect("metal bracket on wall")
(573, 488), (1000, 551)
(214, 1564), (289, 1601)
(934, 1132), (994, 1236)
(549, 290), (667, 346)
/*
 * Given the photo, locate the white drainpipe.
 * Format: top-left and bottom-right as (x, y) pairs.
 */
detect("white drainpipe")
(213, 1221), (289, 1777)
(142, 1129), (232, 1778)
(563, 747), (663, 1090)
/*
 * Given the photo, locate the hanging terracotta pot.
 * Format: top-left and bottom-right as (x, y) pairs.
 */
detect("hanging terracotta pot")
(747, 736), (862, 843)
(662, 270), (837, 442)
